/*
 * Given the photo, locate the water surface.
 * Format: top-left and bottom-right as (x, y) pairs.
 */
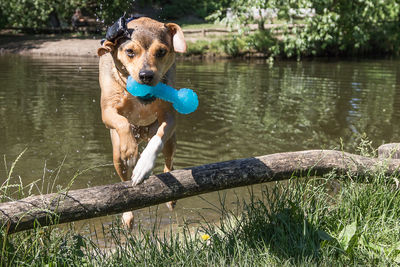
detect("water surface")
(1, 55), (399, 230)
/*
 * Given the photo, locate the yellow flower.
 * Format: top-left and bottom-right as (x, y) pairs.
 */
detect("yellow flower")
(201, 234), (210, 241)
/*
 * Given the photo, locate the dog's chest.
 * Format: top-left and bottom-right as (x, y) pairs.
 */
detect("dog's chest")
(118, 94), (160, 126)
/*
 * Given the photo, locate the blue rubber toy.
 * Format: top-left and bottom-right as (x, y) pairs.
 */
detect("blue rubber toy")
(126, 76), (199, 114)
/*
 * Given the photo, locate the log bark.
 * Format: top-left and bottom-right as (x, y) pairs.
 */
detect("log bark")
(1, 146), (400, 233)
(378, 143), (400, 159)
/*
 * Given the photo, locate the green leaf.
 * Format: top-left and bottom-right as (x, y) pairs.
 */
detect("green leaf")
(395, 254), (400, 264)
(317, 230), (333, 241)
(338, 221), (357, 252)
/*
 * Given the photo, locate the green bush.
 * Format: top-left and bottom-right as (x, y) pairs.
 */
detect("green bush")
(220, 36), (247, 56)
(244, 30), (279, 54)
(186, 40), (212, 55)
(296, 0), (400, 56)
(0, 0), (227, 29)
(158, 0), (211, 20)
(208, 0), (400, 58)
(0, 0), (122, 28)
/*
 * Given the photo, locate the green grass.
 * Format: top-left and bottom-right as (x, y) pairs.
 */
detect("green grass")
(185, 39), (226, 55)
(179, 23), (225, 30)
(183, 31), (280, 58)
(1, 146), (400, 266)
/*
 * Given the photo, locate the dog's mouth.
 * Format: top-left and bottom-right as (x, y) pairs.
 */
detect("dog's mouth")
(139, 79), (159, 87)
(137, 94), (157, 104)
(129, 77), (161, 104)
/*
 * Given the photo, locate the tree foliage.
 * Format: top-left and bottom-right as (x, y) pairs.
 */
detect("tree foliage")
(0, 0), (224, 29)
(0, 0), (60, 28)
(0, 0), (134, 28)
(1, 0), (399, 57)
(290, 0), (400, 56)
(209, 0), (400, 57)
(148, 0), (226, 20)
(207, 0), (278, 31)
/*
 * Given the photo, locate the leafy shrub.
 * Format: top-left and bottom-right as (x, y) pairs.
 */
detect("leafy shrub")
(244, 30), (279, 54)
(221, 36), (246, 57)
(186, 40), (211, 55)
(208, 0), (400, 58)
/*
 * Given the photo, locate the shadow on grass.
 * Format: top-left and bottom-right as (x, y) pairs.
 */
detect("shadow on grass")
(241, 207), (322, 260)
(207, 181), (333, 265)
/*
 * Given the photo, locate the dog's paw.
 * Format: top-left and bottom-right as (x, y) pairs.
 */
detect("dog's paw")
(131, 158), (154, 185)
(119, 133), (137, 162)
(122, 211), (134, 229)
(131, 135), (163, 186)
(166, 200), (177, 211)
(125, 156), (137, 169)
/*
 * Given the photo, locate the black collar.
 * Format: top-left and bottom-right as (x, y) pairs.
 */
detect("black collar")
(101, 15), (137, 45)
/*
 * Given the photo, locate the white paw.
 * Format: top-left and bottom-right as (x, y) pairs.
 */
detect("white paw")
(122, 212), (134, 229)
(131, 155), (156, 185)
(131, 135), (163, 186)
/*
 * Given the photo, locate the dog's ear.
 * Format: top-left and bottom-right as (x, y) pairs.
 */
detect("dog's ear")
(165, 23), (186, 53)
(97, 40), (115, 57)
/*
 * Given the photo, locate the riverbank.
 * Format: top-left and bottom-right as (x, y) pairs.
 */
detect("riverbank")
(0, 33), (276, 59)
(0, 33), (106, 57)
(2, 162), (400, 265)
(0, 34), (228, 58)
(2, 24), (396, 59)
(0, 26), (266, 58)
(0, 20), (230, 57)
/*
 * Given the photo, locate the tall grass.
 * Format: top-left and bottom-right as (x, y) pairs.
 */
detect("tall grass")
(1, 145), (400, 266)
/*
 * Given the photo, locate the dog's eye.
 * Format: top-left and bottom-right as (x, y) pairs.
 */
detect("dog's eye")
(156, 49), (167, 58)
(125, 49), (135, 58)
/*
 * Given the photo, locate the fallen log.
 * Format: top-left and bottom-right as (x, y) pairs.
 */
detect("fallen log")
(1, 145), (400, 233)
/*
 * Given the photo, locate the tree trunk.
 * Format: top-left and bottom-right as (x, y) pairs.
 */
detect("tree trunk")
(1, 145), (400, 234)
(258, 19), (265, 31)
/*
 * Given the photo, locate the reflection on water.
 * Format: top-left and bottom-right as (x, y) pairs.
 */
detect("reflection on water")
(176, 58), (400, 168)
(1, 55), (400, 230)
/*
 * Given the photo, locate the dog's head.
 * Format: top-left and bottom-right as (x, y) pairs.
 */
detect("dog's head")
(98, 17), (186, 86)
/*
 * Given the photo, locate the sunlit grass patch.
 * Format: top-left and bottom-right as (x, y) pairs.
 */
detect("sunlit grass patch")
(180, 23), (225, 30)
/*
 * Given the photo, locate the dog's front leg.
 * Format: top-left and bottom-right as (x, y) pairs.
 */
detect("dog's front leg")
(102, 106), (138, 172)
(103, 107), (139, 229)
(131, 112), (176, 185)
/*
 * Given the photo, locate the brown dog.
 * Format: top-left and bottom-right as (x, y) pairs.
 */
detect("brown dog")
(97, 17), (186, 228)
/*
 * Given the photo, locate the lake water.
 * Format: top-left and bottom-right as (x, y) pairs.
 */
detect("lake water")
(1, 55), (400, 232)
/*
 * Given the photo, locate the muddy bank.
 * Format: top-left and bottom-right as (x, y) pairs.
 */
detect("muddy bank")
(0, 28), (216, 57)
(0, 33), (266, 59)
(0, 34), (101, 57)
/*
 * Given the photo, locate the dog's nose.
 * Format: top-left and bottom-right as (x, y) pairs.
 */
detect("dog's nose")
(139, 70), (154, 84)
